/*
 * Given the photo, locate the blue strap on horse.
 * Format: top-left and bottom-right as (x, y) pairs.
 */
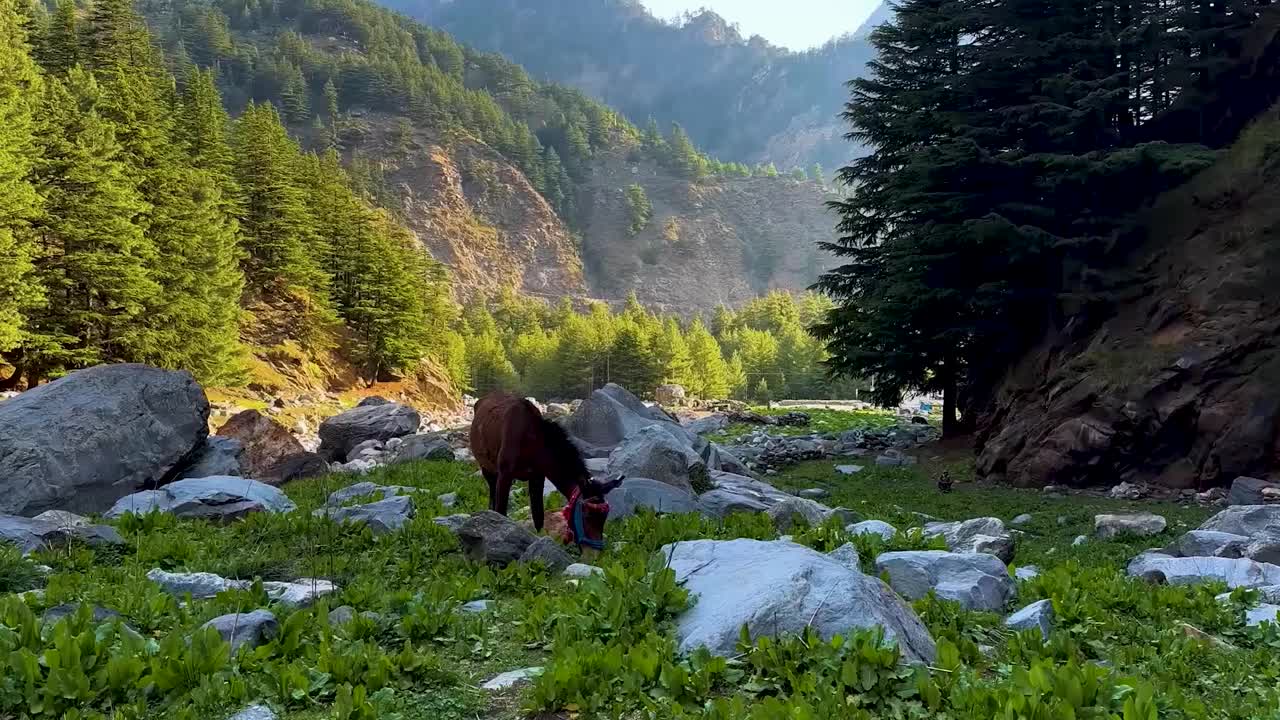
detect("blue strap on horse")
(564, 488), (607, 551)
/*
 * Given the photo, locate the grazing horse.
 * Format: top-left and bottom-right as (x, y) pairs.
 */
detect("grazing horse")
(470, 393), (624, 548)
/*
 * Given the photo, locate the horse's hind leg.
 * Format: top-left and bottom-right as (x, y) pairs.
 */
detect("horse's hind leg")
(529, 475), (545, 531)
(481, 469), (498, 512)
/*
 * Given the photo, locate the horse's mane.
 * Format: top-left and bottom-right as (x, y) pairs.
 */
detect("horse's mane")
(539, 418), (588, 482)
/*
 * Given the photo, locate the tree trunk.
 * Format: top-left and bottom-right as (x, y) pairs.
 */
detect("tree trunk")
(941, 355), (960, 439)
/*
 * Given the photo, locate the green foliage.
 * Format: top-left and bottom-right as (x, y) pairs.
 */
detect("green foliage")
(624, 184), (652, 236)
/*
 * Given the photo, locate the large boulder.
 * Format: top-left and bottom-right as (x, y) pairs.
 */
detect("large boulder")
(1127, 552), (1280, 588)
(684, 414), (729, 436)
(605, 478), (699, 519)
(562, 384), (692, 454)
(454, 511), (538, 566)
(105, 477), (296, 521)
(923, 518), (1016, 563)
(0, 364), (209, 515)
(875, 551), (1014, 611)
(1199, 505), (1280, 542)
(1170, 530), (1250, 558)
(0, 514), (124, 554)
(606, 425), (707, 493)
(767, 497), (835, 532)
(1094, 512), (1167, 539)
(1228, 477), (1280, 506)
(178, 437), (245, 480)
(216, 410), (314, 484)
(696, 471), (798, 519)
(654, 384), (687, 407)
(662, 539), (936, 662)
(318, 403), (420, 461)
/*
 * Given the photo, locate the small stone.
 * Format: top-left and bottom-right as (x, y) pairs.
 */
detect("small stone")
(1005, 599), (1054, 639)
(1011, 514), (1033, 526)
(519, 536), (573, 571)
(461, 599), (494, 613)
(799, 488), (829, 500)
(1015, 565), (1040, 581)
(481, 667), (543, 691)
(228, 704), (278, 720)
(1072, 535), (1088, 546)
(1094, 512), (1167, 540)
(846, 520), (897, 541)
(835, 464), (863, 475)
(201, 609), (278, 653)
(438, 492), (458, 508)
(563, 563), (604, 579)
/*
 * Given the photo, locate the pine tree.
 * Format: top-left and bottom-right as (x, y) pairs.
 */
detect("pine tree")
(684, 317), (730, 399)
(37, 0), (78, 74)
(608, 316), (658, 395)
(809, 163), (825, 185)
(0, 0), (43, 360)
(667, 123), (705, 179)
(280, 61), (310, 125)
(624, 184), (652, 236)
(323, 77), (340, 148)
(652, 317), (693, 388)
(28, 68), (157, 376)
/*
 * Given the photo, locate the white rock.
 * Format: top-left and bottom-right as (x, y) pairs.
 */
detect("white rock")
(228, 704), (277, 720)
(835, 465), (864, 475)
(1015, 565), (1040, 581)
(924, 518), (1016, 562)
(846, 520), (898, 542)
(1094, 513), (1166, 539)
(460, 599), (493, 613)
(1127, 552), (1280, 588)
(1246, 604), (1280, 627)
(1006, 599), (1054, 639)
(1171, 530), (1249, 558)
(563, 563), (604, 579)
(875, 551), (1014, 612)
(1010, 514), (1033, 526)
(662, 539), (936, 661)
(481, 667), (543, 690)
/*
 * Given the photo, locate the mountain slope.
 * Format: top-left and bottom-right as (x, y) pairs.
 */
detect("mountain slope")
(384, 0), (876, 170)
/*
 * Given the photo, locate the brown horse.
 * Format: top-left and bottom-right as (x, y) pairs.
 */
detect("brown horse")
(470, 393), (624, 546)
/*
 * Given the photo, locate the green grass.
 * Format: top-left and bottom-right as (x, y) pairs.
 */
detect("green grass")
(707, 406), (900, 444)
(3, 455), (1278, 719)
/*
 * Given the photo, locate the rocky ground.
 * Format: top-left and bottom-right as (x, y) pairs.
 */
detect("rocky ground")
(3, 367), (1280, 719)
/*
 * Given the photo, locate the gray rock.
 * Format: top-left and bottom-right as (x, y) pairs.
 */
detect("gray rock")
(1006, 599), (1054, 639)
(545, 403), (571, 419)
(696, 471), (798, 520)
(1247, 604), (1280, 627)
(327, 605), (380, 625)
(1171, 530), (1250, 558)
(1072, 535), (1088, 546)
(455, 511), (538, 566)
(563, 563), (604, 578)
(31, 510), (90, 527)
(261, 578), (337, 607)
(348, 439), (384, 460)
(105, 477), (296, 521)
(481, 667), (543, 691)
(438, 492), (458, 509)
(584, 457), (610, 475)
(433, 514), (470, 532)
(319, 496), (414, 536)
(799, 488), (829, 499)
(1094, 513), (1167, 540)
(396, 434), (455, 462)
(685, 414), (729, 435)
(605, 478), (699, 519)
(1108, 482), (1146, 500)
(1245, 540), (1280, 565)
(875, 452), (915, 467)
(519, 536), (573, 571)
(1015, 566), (1041, 581)
(460, 599), (494, 613)
(318, 403), (420, 461)
(562, 384), (685, 454)
(0, 514), (125, 554)
(322, 481), (413, 508)
(228, 704), (277, 720)
(606, 425), (707, 493)
(201, 609), (278, 652)
(847, 520), (898, 542)
(270, 452), (329, 484)
(767, 497), (834, 532)
(835, 465), (864, 475)
(147, 568), (247, 598)
(41, 603), (125, 627)
(1199, 505), (1280, 542)
(924, 518), (1016, 563)
(1229, 477), (1280, 506)
(828, 542), (862, 571)
(0, 364), (209, 516)
(178, 437), (245, 480)
(1126, 552), (1280, 588)
(357, 396), (391, 407)
(875, 551), (1015, 611)
(663, 539), (936, 661)
(1011, 514), (1033, 526)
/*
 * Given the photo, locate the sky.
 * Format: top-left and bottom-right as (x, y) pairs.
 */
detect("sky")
(641, 0), (882, 50)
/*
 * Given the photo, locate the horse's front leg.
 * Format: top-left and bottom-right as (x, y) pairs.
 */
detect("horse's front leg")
(529, 476), (545, 531)
(481, 469), (498, 512)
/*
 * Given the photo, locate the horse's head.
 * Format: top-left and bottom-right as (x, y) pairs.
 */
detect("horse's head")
(568, 475), (624, 551)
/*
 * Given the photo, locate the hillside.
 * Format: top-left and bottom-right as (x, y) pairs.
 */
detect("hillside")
(975, 103), (1280, 490)
(155, 0), (835, 308)
(384, 0), (876, 171)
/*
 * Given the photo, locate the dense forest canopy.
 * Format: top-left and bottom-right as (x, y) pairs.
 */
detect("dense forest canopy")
(816, 0), (1278, 434)
(382, 0), (876, 170)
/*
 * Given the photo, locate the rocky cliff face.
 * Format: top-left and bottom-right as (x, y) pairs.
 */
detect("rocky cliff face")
(368, 123), (587, 301)
(578, 151), (836, 312)
(975, 107), (1280, 489)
